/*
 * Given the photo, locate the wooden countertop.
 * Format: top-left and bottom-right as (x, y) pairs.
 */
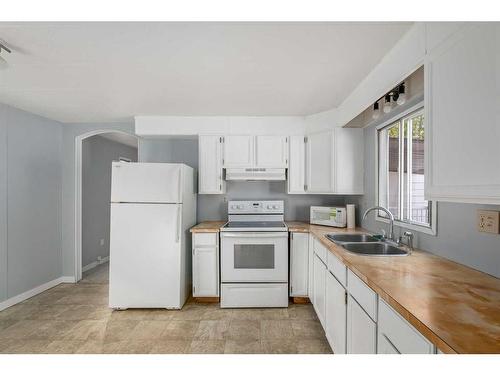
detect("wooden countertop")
(191, 221), (500, 353)
(307, 224), (500, 354)
(190, 221), (226, 233)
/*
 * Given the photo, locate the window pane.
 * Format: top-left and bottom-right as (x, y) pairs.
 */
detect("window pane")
(402, 119), (409, 220)
(408, 113), (430, 225)
(378, 121), (400, 220)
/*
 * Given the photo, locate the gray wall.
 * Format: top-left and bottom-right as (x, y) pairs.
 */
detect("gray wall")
(139, 138), (357, 222)
(61, 122), (136, 278)
(82, 136), (137, 268)
(358, 124), (500, 278)
(0, 103), (63, 303)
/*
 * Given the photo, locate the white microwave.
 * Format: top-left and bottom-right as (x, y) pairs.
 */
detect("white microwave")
(310, 206), (347, 228)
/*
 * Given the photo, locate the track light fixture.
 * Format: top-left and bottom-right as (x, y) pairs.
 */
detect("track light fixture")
(372, 101), (380, 119)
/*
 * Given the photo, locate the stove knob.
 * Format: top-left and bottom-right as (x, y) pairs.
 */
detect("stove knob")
(237, 205), (243, 209)
(267, 205), (272, 209)
(272, 205), (278, 209)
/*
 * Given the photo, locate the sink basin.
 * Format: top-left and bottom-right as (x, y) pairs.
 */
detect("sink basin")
(326, 233), (380, 244)
(342, 242), (409, 256)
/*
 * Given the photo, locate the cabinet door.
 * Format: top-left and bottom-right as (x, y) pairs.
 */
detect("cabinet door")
(326, 271), (347, 354)
(307, 131), (334, 193)
(193, 246), (219, 297)
(425, 24), (500, 204)
(198, 135), (224, 194)
(334, 128), (364, 194)
(378, 334), (400, 354)
(378, 299), (434, 354)
(308, 235), (314, 298)
(255, 135), (288, 168)
(223, 135), (254, 168)
(313, 254), (326, 328)
(290, 232), (309, 297)
(288, 135), (306, 194)
(347, 296), (376, 354)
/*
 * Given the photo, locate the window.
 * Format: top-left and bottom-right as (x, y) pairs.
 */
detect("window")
(377, 106), (436, 233)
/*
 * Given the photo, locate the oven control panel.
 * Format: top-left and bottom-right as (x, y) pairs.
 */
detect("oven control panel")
(228, 200), (284, 214)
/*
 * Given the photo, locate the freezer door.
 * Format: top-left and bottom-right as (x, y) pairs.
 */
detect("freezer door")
(109, 203), (182, 308)
(111, 162), (182, 203)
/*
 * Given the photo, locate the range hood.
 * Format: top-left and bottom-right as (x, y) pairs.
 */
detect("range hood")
(225, 168), (286, 181)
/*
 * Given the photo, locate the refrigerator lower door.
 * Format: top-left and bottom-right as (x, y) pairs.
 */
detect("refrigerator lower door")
(111, 162), (183, 203)
(109, 203), (182, 309)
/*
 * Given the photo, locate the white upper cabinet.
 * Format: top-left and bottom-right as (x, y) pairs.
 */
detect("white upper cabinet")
(198, 135), (225, 194)
(223, 135), (254, 168)
(334, 128), (364, 195)
(305, 129), (364, 194)
(307, 131), (334, 193)
(288, 135), (306, 194)
(223, 135), (287, 169)
(425, 23), (500, 204)
(255, 135), (288, 168)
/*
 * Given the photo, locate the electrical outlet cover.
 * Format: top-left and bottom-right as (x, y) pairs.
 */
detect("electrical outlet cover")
(477, 210), (500, 234)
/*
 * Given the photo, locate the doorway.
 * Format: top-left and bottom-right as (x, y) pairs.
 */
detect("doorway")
(75, 130), (139, 282)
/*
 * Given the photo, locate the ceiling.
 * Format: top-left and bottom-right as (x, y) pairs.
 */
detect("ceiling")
(0, 22), (412, 123)
(97, 132), (138, 148)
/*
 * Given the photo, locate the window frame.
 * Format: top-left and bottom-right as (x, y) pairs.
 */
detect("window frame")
(374, 101), (437, 236)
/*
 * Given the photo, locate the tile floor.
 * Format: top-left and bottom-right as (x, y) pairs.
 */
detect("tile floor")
(0, 264), (331, 354)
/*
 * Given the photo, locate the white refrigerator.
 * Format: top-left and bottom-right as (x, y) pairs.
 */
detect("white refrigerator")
(109, 162), (196, 309)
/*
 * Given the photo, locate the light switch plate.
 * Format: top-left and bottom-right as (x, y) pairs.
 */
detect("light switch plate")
(477, 210), (500, 234)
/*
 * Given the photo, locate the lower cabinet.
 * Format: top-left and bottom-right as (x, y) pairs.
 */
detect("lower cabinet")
(305, 233), (438, 355)
(325, 271), (347, 354)
(192, 233), (219, 297)
(289, 232), (309, 297)
(378, 299), (435, 354)
(347, 295), (377, 354)
(378, 333), (400, 354)
(313, 253), (327, 328)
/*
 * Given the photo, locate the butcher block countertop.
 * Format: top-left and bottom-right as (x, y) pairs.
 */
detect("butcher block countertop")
(190, 221), (226, 233)
(191, 221), (500, 353)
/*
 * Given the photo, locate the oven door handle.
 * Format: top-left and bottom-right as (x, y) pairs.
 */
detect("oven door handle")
(221, 232), (288, 238)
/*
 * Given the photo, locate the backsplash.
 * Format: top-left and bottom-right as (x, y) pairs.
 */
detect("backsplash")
(198, 181), (351, 222)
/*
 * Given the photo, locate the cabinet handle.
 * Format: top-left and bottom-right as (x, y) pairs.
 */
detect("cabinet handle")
(344, 291), (348, 305)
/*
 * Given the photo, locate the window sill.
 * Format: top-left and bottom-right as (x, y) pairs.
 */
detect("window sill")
(375, 216), (437, 236)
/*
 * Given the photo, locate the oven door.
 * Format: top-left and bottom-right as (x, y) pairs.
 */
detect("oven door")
(221, 232), (288, 283)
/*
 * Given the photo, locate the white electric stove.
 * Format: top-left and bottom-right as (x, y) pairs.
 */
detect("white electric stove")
(220, 200), (289, 308)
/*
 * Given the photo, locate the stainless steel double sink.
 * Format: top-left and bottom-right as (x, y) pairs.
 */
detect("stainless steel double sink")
(325, 233), (410, 256)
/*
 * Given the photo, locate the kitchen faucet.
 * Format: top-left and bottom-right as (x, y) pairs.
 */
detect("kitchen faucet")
(362, 206), (394, 241)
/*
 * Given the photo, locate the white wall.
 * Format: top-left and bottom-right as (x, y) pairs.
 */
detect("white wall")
(135, 116), (306, 137)
(0, 103), (63, 303)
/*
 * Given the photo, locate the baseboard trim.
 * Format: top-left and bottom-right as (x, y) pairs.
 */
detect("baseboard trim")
(60, 276), (76, 283)
(82, 256), (109, 273)
(0, 276), (74, 311)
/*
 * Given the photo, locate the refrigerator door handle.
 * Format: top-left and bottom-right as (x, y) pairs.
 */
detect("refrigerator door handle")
(175, 204), (181, 243)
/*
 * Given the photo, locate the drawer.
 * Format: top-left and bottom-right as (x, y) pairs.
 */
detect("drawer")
(313, 237), (328, 264)
(221, 283), (288, 308)
(327, 252), (347, 287)
(347, 269), (378, 321)
(378, 299), (435, 354)
(193, 233), (218, 247)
